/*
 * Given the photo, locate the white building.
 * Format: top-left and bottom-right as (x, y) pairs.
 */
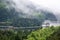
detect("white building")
(42, 20), (60, 28)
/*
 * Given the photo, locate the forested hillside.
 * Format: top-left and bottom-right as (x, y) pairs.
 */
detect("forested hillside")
(0, 0), (60, 40)
(27, 26), (60, 40)
(0, 0), (57, 27)
(0, 26), (59, 40)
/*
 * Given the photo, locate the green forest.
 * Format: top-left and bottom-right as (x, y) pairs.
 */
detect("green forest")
(0, 26), (60, 40)
(0, 0), (60, 40)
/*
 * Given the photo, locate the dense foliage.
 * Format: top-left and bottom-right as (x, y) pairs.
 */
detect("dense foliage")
(47, 27), (60, 40)
(0, 0), (60, 40)
(0, 26), (60, 40)
(27, 26), (60, 40)
(0, 30), (30, 40)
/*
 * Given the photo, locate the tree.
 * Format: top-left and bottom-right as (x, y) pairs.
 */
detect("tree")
(27, 27), (59, 40)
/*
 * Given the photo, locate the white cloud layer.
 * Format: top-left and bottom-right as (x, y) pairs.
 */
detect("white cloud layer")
(30, 0), (60, 13)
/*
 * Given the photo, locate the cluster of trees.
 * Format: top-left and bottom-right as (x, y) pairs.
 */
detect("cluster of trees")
(0, 0), (60, 40)
(0, 26), (60, 40)
(13, 18), (42, 27)
(47, 27), (60, 40)
(27, 26), (60, 40)
(0, 30), (31, 40)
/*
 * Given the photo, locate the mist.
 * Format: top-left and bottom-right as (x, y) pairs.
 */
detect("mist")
(5, 0), (37, 15)
(3, 0), (60, 22)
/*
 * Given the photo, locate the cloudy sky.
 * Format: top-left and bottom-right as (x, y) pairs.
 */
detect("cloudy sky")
(30, 0), (60, 13)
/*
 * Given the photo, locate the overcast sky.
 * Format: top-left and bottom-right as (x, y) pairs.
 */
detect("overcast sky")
(30, 0), (60, 13)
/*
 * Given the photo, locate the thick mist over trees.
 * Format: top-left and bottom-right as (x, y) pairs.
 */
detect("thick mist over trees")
(0, 0), (60, 40)
(0, 0), (57, 27)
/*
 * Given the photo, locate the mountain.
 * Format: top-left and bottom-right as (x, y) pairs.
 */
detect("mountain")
(0, 0), (57, 27)
(40, 10), (57, 21)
